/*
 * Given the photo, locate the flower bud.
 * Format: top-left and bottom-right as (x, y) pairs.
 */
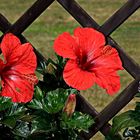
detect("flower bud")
(63, 94), (76, 117)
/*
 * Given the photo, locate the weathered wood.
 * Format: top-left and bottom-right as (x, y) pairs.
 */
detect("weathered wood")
(107, 37), (140, 78)
(0, 14), (48, 70)
(57, 0), (140, 79)
(0, 13), (114, 138)
(0, 0), (140, 139)
(99, 0), (140, 36)
(57, 0), (99, 28)
(86, 78), (140, 138)
(0, 14), (11, 33)
(76, 94), (112, 137)
(7, 0), (54, 35)
(78, 78), (140, 139)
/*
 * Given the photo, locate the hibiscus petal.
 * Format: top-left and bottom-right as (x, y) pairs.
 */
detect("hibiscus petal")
(92, 45), (123, 71)
(90, 46), (122, 94)
(12, 43), (37, 74)
(0, 59), (4, 72)
(94, 68), (121, 95)
(63, 60), (95, 90)
(74, 27), (105, 57)
(1, 33), (21, 63)
(53, 32), (77, 59)
(1, 74), (34, 103)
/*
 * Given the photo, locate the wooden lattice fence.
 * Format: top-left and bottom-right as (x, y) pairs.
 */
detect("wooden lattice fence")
(0, 0), (140, 139)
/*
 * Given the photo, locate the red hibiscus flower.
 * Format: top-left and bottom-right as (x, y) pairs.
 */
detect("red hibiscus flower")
(53, 27), (123, 95)
(0, 33), (38, 103)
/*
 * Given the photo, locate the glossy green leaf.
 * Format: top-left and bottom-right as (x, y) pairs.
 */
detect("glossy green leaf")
(12, 121), (30, 138)
(0, 97), (12, 111)
(0, 104), (27, 128)
(61, 112), (94, 132)
(28, 99), (43, 110)
(34, 86), (44, 100)
(56, 54), (66, 67)
(7, 103), (27, 116)
(43, 89), (68, 114)
(31, 115), (56, 134)
(111, 110), (140, 135)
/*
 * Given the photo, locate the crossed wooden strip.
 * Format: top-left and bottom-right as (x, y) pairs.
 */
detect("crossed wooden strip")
(0, 0), (140, 139)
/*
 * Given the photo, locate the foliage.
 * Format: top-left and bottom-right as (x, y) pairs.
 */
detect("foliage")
(0, 55), (94, 140)
(105, 93), (140, 140)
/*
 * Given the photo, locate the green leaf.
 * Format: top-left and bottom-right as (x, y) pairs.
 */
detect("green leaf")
(34, 86), (44, 100)
(12, 121), (30, 138)
(28, 88), (68, 113)
(43, 89), (68, 114)
(135, 92), (140, 98)
(0, 97), (12, 111)
(1, 116), (17, 128)
(28, 85), (44, 109)
(135, 102), (140, 112)
(31, 115), (56, 134)
(61, 112), (94, 132)
(0, 104), (27, 128)
(28, 99), (43, 110)
(56, 55), (65, 67)
(66, 88), (78, 94)
(7, 103), (27, 116)
(111, 110), (140, 135)
(20, 114), (36, 122)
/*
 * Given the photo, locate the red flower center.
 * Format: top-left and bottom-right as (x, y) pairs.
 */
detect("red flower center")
(76, 49), (94, 72)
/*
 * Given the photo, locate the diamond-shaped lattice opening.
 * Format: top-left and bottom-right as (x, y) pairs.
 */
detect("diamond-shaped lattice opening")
(81, 70), (133, 112)
(75, 0), (126, 25)
(111, 10), (140, 64)
(23, 1), (80, 59)
(0, 0), (35, 23)
(0, 0), (140, 140)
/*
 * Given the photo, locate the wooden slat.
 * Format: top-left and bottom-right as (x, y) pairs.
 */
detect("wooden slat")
(107, 37), (140, 78)
(0, 7), (114, 140)
(57, 0), (99, 28)
(80, 78), (140, 139)
(99, 0), (140, 36)
(0, 12), (113, 139)
(57, 0), (140, 79)
(84, 78), (140, 138)
(0, 0), (140, 139)
(76, 94), (112, 138)
(0, 14), (11, 33)
(0, 14), (48, 70)
(57, 0), (140, 139)
(0, 13), (115, 137)
(7, 0), (54, 35)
